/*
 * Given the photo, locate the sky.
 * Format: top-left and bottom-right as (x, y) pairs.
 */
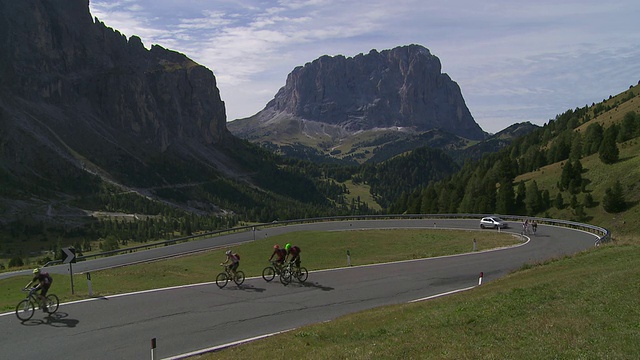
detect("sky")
(89, 0), (640, 134)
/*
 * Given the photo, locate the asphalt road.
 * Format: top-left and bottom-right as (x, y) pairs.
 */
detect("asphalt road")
(0, 219), (598, 359)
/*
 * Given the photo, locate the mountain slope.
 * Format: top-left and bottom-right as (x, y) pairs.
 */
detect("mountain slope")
(394, 83), (640, 236)
(0, 0), (338, 229)
(228, 45), (487, 163)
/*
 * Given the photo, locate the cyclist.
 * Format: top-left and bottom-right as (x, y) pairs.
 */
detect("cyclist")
(268, 244), (286, 267)
(285, 243), (301, 268)
(221, 250), (240, 276)
(24, 268), (53, 311)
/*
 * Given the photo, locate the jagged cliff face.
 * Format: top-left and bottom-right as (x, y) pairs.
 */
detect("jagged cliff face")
(0, 0), (246, 223)
(262, 45), (484, 139)
(0, 0), (230, 150)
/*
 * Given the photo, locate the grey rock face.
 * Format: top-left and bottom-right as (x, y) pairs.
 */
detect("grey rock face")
(0, 0), (246, 224)
(0, 0), (230, 152)
(262, 44), (485, 140)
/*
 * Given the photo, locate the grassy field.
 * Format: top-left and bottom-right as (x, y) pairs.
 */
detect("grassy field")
(0, 228), (520, 313)
(343, 179), (383, 211)
(194, 243), (640, 360)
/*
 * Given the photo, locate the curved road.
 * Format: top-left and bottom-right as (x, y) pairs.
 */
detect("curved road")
(0, 219), (598, 359)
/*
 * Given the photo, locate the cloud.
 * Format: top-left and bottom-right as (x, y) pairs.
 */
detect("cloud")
(89, 0), (640, 133)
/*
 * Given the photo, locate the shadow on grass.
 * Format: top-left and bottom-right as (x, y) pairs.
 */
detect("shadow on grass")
(625, 200), (639, 209)
(617, 155), (635, 163)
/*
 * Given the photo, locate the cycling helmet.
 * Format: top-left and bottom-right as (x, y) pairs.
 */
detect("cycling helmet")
(285, 243), (291, 251)
(273, 244), (279, 249)
(33, 268), (40, 275)
(225, 250), (232, 255)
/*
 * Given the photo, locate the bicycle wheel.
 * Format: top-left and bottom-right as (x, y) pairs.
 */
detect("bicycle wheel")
(233, 271), (245, 286)
(216, 272), (229, 288)
(16, 299), (35, 321)
(262, 266), (276, 282)
(280, 269), (292, 285)
(296, 267), (308, 283)
(45, 294), (59, 314)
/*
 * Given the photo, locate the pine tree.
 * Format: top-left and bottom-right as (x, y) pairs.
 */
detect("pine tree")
(496, 181), (515, 215)
(617, 111), (638, 142)
(541, 189), (551, 210)
(525, 181), (542, 216)
(569, 132), (582, 160)
(554, 193), (564, 209)
(584, 193), (595, 208)
(574, 203), (586, 220)
(582, 123), (603, 155)
(602, 181), (625, 213)
(515, 181), (526, 214)
(570, 194), (578, 209)
(560, 161), (573, 190)
(599, 126), (619, 164)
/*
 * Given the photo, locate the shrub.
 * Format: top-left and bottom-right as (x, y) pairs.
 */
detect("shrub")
(8, 256), (24, 268)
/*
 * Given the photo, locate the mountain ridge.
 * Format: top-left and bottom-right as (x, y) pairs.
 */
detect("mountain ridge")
(228, 44), (487, 163)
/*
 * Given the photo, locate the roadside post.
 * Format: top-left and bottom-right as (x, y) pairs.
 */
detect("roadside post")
(151, 338), (157, 360)
(62, 247), (76, 294)
(87, 272), (93, 296)
(478, 272), (484, 285)
(347, 250), (351, 266)
(473, 238), (477, 251)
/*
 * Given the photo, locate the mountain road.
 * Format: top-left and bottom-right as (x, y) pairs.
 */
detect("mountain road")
(0, 219), (599, 359)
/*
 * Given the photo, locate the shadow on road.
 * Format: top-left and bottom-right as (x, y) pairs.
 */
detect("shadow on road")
(20, 312), (79, 328)
(233, 284), (266, 292)
(298, 282), (334, 291)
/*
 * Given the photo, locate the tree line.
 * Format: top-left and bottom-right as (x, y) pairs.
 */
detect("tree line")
(391, 103), (639, 218)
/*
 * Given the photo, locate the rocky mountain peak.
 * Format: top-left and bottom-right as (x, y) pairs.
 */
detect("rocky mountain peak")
(261, 44), (485, 140)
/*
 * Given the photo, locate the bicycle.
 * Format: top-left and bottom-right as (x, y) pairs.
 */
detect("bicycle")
(16, 288), (59, 321)
(262, 261), (285, 282)
(280, 261), (308, 285)
(216, 264), (245, 288)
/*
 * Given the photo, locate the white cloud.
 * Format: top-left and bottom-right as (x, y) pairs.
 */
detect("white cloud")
(89, 0), (640, 133)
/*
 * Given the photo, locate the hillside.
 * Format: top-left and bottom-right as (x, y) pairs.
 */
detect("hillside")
(394, 83), (640, 237)
(515, 84), (640, 238)
(0, 0), (361, 264)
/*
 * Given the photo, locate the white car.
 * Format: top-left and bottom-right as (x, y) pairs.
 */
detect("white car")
(480, 216), (508, 229)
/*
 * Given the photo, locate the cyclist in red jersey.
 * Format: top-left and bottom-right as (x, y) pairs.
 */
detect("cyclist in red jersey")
(285, 243), (301, 268)
(268, 244), (286, 265)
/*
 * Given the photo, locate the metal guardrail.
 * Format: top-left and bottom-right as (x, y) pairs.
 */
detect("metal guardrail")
(43, 213), (611, 267)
